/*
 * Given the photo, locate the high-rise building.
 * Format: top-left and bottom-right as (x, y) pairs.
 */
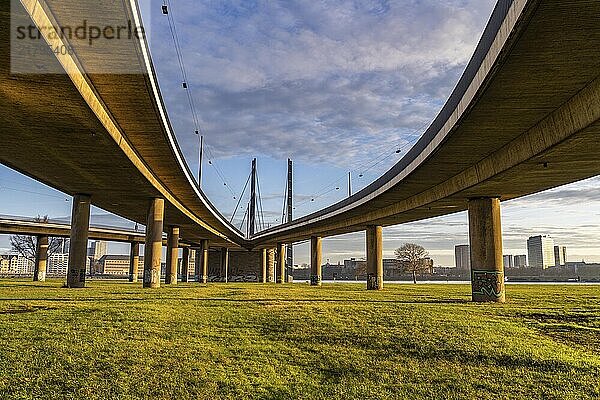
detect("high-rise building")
(554, 246), (567, 267)
(527, 235), (555, 269)
(48, 253), (69, 275)
(88, 241), (107, 261)
(514, 255), (527, 268)
(455, 245), (470, 271)
(48, 253), (91, 276)
(503, 255), (514, 268)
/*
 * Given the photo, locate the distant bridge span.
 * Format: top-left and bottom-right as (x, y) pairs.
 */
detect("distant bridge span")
(1, 0), (599, 298)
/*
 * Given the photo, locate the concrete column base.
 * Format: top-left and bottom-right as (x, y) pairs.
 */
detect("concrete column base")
(310, 236), (322, 286)
(366, 226), (383, 291)
(367, 274), (383, 290)
(310, 274), (322, 286)
(35, 271), (46, 282)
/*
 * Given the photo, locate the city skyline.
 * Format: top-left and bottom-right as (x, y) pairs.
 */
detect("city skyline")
(0, 178), (600, 266)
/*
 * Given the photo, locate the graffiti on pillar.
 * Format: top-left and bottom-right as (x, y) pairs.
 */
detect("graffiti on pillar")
(472, 270), (504, 298)
(367, 273), (381, 290)
(69, 267), (83, 283)
(143, 269), (160, 284)
(310, 274), (321, 285)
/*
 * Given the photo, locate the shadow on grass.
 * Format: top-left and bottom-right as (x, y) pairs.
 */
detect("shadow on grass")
(0, 297), (470, 305)
(0, 305), (56, 314)
(0, 283), (62, 289)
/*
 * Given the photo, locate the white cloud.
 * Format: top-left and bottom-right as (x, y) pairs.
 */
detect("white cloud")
(148, 0), (497, 169)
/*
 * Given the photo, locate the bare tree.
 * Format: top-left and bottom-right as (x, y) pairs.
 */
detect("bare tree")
(394, 243), (429, 284)
(9, 216), (62, 261)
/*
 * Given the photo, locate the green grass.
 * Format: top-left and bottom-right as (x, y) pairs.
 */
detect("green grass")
(0, 280), (599, 399)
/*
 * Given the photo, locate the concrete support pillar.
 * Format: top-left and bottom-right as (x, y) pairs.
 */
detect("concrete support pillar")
(181, 247), (190, 283)
(194, 246), (201, 282)
(468, 197), (505, 303)
(266, 248), (275, 283)
(67, 194), (91, 288)
(129, 242), (140, 283)
(261, 248), (267, 283)
(33, 235), (48, 282)
(143, 198), (164, 288)
(366, 226), (383, 290)
(165, 226), (180, 285)
(220, 247), (229, 283)
(200, 240), (209, 283)
(276, 243), (286, 284)
(310, 236), (322, 286)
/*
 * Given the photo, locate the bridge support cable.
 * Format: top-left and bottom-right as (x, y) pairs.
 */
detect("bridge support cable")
(255, 170), (267, 232)
(293, 124), (427, 213)
(197, 134), (204, 189)
(239, 203), (249, 234)
(162, 1), (240, 198)
(230, 171), (252, 223)
(162, 0), (200, 133)
(204, 144), (238, 198)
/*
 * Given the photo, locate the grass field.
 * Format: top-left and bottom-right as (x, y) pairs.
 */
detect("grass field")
(0, 280), (599, 399)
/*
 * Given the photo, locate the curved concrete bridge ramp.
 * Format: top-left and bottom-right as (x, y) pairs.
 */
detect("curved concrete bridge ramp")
(0, 0), (245, 249)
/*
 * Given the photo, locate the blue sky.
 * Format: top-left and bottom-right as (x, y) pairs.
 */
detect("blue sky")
(1, 0), (600, 265)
